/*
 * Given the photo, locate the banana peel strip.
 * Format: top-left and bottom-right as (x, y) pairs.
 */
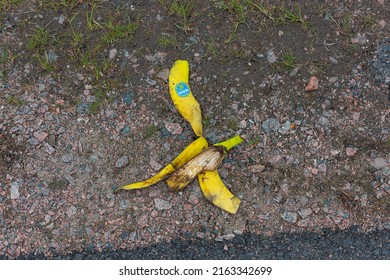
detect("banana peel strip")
(214, 135), (243, 151)
(198, 170), (241, 214)
(169, 60), (203, 137)
(197, 135), (243, 214)
(117, 137), (208, 191)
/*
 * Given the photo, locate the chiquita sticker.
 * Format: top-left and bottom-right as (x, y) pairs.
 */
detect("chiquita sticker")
(175, 82), (190, 97)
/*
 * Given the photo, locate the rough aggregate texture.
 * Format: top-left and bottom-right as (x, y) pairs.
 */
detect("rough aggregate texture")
(0, 0), (389, 259)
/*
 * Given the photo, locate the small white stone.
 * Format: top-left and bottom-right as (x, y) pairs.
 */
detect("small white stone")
(10, 182), (20, 199)
(67, 205), (77, 217)
(44, 142), (55, 155)
(109, 48), (117, 60)
(58, 14), (66, 24)
(238, 120), (247, 129)
(154, 198), (172, 211)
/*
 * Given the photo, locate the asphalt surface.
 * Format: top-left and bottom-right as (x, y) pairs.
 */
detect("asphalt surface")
(5, 226), (389, 260)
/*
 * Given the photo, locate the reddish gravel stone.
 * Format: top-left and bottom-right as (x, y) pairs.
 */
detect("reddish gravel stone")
(305, 76), (319, 91)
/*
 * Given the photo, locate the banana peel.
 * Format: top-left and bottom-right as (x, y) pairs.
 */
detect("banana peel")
(169, 60), (202, 137)
(198, 170), (241, 214)
(166, 146), (225, 191)
(117, 59), (245, 214)
(117, 136), (208, 191)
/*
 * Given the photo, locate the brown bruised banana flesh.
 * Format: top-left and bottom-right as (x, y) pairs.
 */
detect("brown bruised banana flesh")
(166, 146), (225, 191)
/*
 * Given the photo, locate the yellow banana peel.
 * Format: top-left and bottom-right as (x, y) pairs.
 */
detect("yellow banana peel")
(169, 60), (203, 137)
(166, 146), (225, 191)
(117, 59), (245, 214)
(117, 136), (208, 191)
(198, 170), (241, 214)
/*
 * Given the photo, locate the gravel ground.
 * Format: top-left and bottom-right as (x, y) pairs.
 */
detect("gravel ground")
(0, 0), (389, 259)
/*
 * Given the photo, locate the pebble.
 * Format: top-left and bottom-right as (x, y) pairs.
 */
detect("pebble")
(137, 215), (149, 227)
(58, 14), (66, 24)
(105, 109), (116, 119)
(311, 168), (319, 175)
(331, 150), (341, 156)
(44, 214), (51, 224)
(251, 175), (258, 185)
(38, 83), (46, 91)
(129, 231), (138, 241)
(165, 122), (183, 135)
(10, 182), (20, 199)
(67, 205), (77, 218)
(149, 159), (162, 171)
(183, 203), (192, 211)
(120, 126), (131, 135)
(146, 78), (156, 86)
(33, 131), (48, 142)
(215, 235), (224, 242)
(43, 142), (55, 154)
(25, 163), (36, 175)
(223, 234), (235, 240)
(346, 147), (358, 157)
(305, 76), (319, 91)
(297, 195), (309, 206)
(233, 229), (244, 235)
(47, 134), (56, 147)
(281, 211), (298, 223)
(351, 33), (366, 45)
(280, 183), (289, 193)
(76, 102), (91, 114)
(64, 174), (76, 186)
(370, 157), (387, 169)
(115, 156), (129, 168)
(154, 198), (172, 211)
(298, 208), (313, 219)
(318, 163), (327, 173)
(297, 218), (311, 227)
(219, 169), (229, 179)
(266, 49), (278, 63)
(28, 137), (39, 146)
(248, 164), (265, 173)
(156, 68), (169, 82)
(296, 103), (304, 113)
(360, 194), (368, 207)
(122, 93), (133, 105)
(238, 120), (247, 129)
(279, 120), (291, 134)
(61, 153), (74, 163)
(47, 49), (58, 62)
(329, 57), (338, 64)
(188, 194), (199, 205)
(352, 112), (360, 121)
(261, 118), (280, 134)
(109, 48), (117, 60)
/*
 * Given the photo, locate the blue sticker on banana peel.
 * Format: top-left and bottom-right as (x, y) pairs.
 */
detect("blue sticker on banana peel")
(175, 82), (190, 97)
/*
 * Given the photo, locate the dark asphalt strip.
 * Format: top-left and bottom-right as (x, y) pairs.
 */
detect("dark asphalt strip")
(4, 226), (390, 260)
